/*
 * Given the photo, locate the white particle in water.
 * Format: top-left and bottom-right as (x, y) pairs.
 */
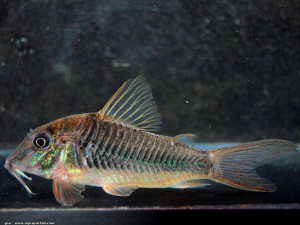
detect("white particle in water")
(263, 89), (269, 96)
(20, 37), (27, 43)
(28, 49), (35, 54)
(234, 19), (240, 25)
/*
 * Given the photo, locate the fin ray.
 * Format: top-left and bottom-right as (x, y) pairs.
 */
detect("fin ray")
(210, 139), (298, 192)
(102, 184), (137, 197)
(53, 178), (85, 206)
(173, 133), (197, 146)
(97, 76), (161, 131)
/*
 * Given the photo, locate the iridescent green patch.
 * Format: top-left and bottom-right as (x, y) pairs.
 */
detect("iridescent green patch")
(30, 150), (46, 166)
(40, 137), (62, 175)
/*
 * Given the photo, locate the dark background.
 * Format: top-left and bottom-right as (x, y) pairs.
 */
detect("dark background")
(0, 1), (300, 222)
(0, 0), (299, 148)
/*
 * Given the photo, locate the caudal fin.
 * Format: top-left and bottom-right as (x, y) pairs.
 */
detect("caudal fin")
(209, 139), (298, 192)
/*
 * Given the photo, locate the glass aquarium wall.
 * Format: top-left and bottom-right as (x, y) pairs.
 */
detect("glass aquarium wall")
(0, 0), (299, 223)
(0, 0), (299, 145)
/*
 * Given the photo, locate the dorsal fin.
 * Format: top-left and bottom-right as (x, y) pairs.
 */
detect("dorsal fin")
(97, 76), (161, 132)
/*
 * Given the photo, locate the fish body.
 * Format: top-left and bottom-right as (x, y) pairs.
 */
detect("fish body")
(51, 115), (209, 188)
(5, 76), (298, 206)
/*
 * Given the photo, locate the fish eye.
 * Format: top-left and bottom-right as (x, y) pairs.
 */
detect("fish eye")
(33, 133), (52, 149)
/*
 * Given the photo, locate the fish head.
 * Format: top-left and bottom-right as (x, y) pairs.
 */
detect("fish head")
(4, 123), (63, 196)
(5, 113), (91, 196)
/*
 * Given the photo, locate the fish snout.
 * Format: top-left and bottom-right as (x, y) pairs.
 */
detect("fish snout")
(4, 150), (19, 170)
(4, 154), (36, 196)
(4, 158), (10, 170)
(4, 156), (14, 170)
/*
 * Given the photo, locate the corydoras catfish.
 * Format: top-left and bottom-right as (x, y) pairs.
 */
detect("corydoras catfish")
(5, 76), (298, 206)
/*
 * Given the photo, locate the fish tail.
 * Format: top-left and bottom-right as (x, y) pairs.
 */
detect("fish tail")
(209, 139), (298, 192)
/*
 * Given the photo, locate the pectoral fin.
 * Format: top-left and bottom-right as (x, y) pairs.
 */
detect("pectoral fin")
(53, 177), (85, 206)
(102, 184), (137, 197)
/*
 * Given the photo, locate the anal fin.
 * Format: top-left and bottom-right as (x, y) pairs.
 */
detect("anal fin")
(53, 177), (85, 206)
(171, 179), (210, 189)
(102, 184), (137, 197)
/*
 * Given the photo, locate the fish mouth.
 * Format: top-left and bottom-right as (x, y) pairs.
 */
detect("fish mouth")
(4, 160), (36, 196)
